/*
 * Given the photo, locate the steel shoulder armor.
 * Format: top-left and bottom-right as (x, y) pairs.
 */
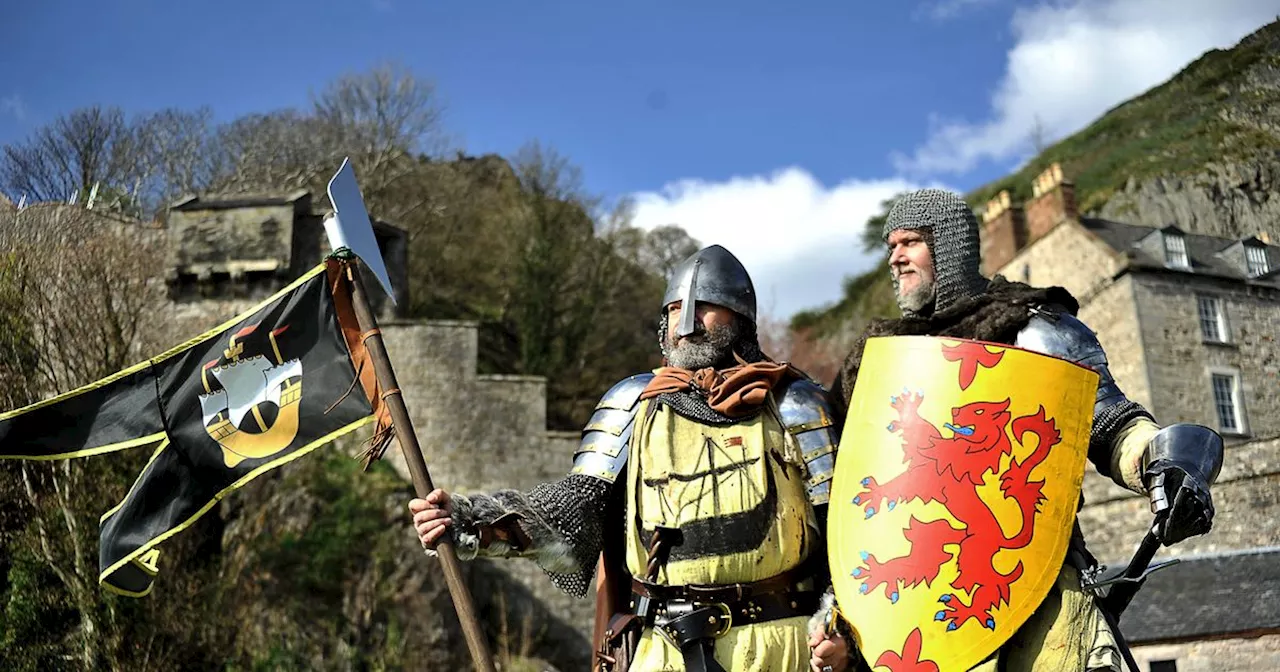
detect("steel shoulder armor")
(570, 373), (653, 484)
(776, 377), (840, 507)
(1014, 309), (1154, 472)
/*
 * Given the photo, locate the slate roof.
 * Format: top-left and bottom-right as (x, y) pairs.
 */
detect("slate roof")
(1118, 546), (1280, 644)
(1078, 217), (1280, 289)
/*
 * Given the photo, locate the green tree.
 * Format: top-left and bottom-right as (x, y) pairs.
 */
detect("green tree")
(860, 192), (904, 254)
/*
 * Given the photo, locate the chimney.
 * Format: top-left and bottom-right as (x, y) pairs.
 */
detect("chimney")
(980, 190), (1025, 276)
(1025, 163), (1077, 244)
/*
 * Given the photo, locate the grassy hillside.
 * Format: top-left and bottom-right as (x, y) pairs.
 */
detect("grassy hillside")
(794, 19), (1280, 344)
(967, 19), (1280, 213)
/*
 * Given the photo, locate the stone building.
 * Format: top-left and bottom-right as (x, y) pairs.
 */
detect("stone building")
(165, 190), (410, 320)
(981, 165), (1280, 670)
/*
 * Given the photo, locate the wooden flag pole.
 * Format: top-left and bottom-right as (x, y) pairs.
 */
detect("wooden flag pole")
(343, 260), (497, 672)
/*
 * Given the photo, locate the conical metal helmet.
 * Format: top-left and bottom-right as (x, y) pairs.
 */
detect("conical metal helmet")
(662, 245), (757, 338)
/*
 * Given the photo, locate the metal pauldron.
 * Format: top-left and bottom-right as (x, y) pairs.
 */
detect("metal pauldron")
(776, 377), (840, 507)
(1015, 310), (1155, 468)
(1015, 310), (1126, 413)
(571, 373), (653, 484)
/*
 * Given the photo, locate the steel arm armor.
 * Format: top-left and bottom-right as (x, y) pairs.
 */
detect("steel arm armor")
(776, 377), (840, 508)
(570, 372), (653, 483)
(1014, 310), (1154, 479)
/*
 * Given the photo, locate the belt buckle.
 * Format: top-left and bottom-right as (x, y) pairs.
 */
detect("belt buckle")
(655, 600), (734, 646)
(701, 601), (733, 638)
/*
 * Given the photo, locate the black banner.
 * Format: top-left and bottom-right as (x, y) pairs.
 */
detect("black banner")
(0, 260), (377, 595)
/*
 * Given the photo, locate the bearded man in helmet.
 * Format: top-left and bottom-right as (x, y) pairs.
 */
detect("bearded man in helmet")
(829, 188), (1224, 671)
(411, 245), (861, 672)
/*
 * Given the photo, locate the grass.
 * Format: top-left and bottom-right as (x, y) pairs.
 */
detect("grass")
(795, 21), (1280, 339)
(965, 25), (1280, 213)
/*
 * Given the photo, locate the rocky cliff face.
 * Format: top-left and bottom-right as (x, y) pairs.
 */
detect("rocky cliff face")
(1098, 156), (1280, 240)
(1075, 21), (1280, 240)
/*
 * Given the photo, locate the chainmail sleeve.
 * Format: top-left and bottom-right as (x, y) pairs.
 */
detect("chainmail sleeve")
(445, 374), (651, 599)
(526, 474), (615, 597)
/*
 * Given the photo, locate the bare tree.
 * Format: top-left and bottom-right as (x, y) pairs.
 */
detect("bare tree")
(0, 106), (145, 204)
(311, 62), (447, 193)
(0, 203), (238, 670)
(206, 63), (446, 223)
(208, 110), (335, 196)
(133, 107), (221, 207)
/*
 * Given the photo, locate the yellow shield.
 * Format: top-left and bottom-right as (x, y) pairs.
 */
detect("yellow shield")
(829, 336), (1097, 672)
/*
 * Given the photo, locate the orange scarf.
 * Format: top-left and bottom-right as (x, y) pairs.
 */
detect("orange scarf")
(639, 358), (797, 418)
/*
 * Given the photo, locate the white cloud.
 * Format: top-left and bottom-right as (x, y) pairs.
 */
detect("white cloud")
(895, 0), (1279, 175)
(0, 94), (26, 121)
(630, 168), (935, 320)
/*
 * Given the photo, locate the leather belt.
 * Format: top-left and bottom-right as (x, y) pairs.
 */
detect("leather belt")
(630, 557), (815, 603)
(634, 589), (820, 672)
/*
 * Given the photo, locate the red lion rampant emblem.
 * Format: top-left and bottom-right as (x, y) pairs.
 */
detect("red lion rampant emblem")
(848, 342), (1063, 670)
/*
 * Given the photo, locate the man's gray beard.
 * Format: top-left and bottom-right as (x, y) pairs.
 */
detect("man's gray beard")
(893, 275), (936, 315)
(665, 320), (740, 370)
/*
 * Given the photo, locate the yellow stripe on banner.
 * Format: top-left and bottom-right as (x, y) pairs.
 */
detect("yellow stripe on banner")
(100, 437), (172, 523)
(98, 414), (375, 591)
(0, 432), (167, 462)
(0, 262), (329, 425)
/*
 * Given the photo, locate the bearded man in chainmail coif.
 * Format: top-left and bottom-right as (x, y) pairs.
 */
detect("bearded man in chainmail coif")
(830, 188), (1224, 672)
(411, 244), (864, 672)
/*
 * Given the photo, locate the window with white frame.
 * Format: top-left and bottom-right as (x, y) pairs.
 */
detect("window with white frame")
(1197, 296), (1228, 342)
(1211, 372), (1243, 433)
(1245, 244), (1269, 277)
(1164, 232), (1189, 268)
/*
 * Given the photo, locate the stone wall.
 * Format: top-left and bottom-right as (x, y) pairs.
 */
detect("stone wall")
(995, 219), (1124, 308)
(378, 321), (597, 641)
(1130, 633), (1280, 671)
(1132, 273), (1280, 438)
(1077, 436), (1280, 564)
(1080, 276), (1154, 412)
(167, 200), (302, 273)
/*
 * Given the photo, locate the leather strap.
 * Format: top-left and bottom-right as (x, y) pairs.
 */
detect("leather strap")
(632, 557), (815, 603)
(659, 605), (729, 672)
(650, 591), (820, 672)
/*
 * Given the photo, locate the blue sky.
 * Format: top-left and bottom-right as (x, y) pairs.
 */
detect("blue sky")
(2, 0), (1276, 319)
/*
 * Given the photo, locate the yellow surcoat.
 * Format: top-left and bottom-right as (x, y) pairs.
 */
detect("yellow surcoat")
(623, 398), (819, 672)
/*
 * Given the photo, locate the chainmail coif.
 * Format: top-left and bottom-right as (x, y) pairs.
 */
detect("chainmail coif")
(883, 188), (989, 315)
(655, 312), (767, 425)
